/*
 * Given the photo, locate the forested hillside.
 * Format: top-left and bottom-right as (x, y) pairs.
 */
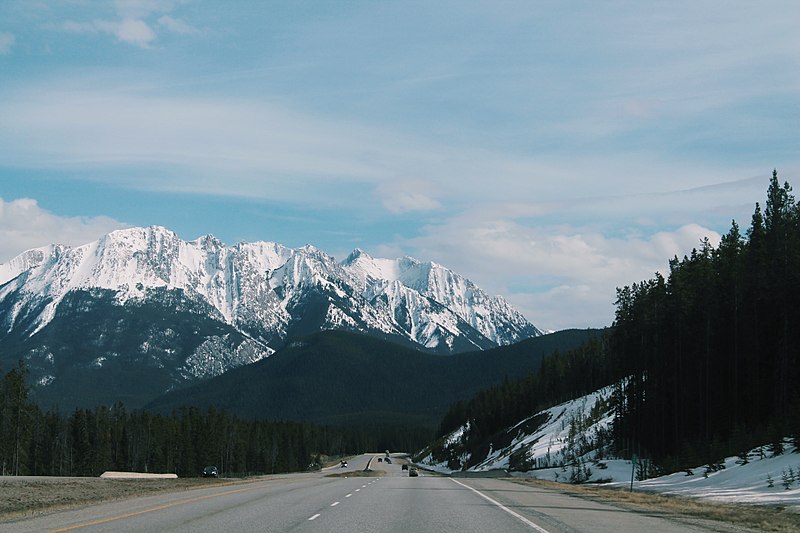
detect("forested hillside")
(611, 170), (800, 470)
(433, 171), (800, 473)
(0, 361), (370, 477)
(436, 336), (614, 445)
(147, 328), (600, 429)
(0, 328), (598, 477)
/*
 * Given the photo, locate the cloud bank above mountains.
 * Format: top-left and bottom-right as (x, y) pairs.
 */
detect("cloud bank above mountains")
(1, 1), (797, 329)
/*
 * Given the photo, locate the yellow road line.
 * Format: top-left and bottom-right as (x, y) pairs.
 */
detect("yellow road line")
(48, 482), (271, 532)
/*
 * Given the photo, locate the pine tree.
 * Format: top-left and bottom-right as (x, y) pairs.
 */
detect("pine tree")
(0, 361), (34, 475)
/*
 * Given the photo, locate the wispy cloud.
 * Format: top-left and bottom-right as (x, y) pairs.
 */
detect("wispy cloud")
(63, 18), (157, 48)
(157, 15), (200, 35)
(375, 180), (442, 214)
(114, 0), (183, 19)
(0, 32), (15, 55)
(58, 0), (197, 48)
(0, 79), (763, 212)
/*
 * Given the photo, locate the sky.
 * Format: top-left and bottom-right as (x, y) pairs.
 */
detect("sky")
(1, 1), (799, 331)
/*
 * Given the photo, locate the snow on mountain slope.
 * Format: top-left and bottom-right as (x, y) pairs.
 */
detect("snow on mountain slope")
(0, 226), (541, 352)
(0, 244), (63, 286)
(1, 227), (290, 338)
(342, 248), (543, 345)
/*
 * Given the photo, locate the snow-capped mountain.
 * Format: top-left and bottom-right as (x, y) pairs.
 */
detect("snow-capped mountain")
(0, 226), (541, 349)
(0, 226), (542, 407)
(342, 249), (539, 346)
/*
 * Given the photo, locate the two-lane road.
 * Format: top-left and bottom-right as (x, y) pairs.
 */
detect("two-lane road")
(2, 454), (745, 532)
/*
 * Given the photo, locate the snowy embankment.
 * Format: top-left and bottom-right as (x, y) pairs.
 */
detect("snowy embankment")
(419, 386), (800, 507)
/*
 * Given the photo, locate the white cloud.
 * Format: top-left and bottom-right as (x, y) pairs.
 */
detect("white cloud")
(0, 197), (129, 263)
(64, 18), (157, 48)
(402, 214), (721, 330)
(0, 79), (765, 218)
(58, 1), (194, 48)
(0, 32), (15, 55)
(105, 18), (157, 48)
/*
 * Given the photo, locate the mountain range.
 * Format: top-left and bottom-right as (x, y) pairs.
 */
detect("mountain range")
(0, 225), (543, 408)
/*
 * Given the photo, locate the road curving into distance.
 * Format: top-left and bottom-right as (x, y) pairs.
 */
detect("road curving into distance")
(2, 453), (745, 533)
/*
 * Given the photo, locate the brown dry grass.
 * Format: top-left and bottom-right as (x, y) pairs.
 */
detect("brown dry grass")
(0, 476), (224, 521)
(510, 478), (800, 533)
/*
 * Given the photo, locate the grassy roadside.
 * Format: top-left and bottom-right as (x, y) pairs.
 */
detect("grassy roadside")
(510, 478), (800, 533)
(0, 477), (231, 521)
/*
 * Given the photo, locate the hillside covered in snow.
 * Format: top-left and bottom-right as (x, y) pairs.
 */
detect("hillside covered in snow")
(418, 385), (800, 508)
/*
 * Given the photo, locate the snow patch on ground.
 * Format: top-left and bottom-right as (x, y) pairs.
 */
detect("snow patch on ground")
(421, 385), (800, 508)
(100, 471), (178, 479)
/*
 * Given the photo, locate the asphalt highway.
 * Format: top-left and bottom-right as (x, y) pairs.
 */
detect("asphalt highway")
(2, 454), (736, 532)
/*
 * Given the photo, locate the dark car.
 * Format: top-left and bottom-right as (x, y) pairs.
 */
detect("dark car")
(202, 466), (219, 478)
(340, 460), (348, 468)
(385, 458), (392, 464)
(401, 464), (408, 470)
(409, 467), (419, 477)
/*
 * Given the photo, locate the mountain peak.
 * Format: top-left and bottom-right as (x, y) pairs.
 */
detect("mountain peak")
(342, 248), (371, 265)
(2, 225), (542, 353)
(195, 233), (223, 248)
(0, 244), (62, 286)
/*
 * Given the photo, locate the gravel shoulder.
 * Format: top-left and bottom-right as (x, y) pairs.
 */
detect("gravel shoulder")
(511, 478), (800, 533)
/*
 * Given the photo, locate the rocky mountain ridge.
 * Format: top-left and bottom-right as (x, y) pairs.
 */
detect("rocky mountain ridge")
(0, 226), (542, 407)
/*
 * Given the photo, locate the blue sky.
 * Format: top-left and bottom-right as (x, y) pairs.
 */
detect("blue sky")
(1, 1), (798, 331)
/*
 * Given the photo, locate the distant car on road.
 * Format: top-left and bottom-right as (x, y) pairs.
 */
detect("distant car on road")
(202, 466), (218, 478)
(409, 467), (419, 477)
(340, 460), (348, 468)
(384, 458), (392, 464)
(401, 464), (408, 470)
(378, 457), (383, 462)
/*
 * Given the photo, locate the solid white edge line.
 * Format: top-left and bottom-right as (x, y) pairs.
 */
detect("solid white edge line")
(450, 478), (550, 533)
(308, 513), (321, 521)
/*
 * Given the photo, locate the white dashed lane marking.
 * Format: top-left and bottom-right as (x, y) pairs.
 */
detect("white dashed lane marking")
(306, 474), (382, 524)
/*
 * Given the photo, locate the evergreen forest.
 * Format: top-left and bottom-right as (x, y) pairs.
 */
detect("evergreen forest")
(0, 360), (377, 477)
(436, 171), (800, 473)
(0, 324), (595, 478)
(611, 170), (800, 470)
